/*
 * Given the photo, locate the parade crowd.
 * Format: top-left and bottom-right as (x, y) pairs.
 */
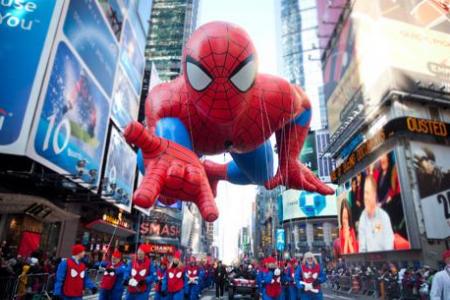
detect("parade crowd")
(1, 241), (449, 300)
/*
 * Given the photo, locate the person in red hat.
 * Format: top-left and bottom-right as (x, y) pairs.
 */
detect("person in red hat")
(262, 256), (282, 300)
(125, 244), (156, 300)
(294, 252), (326, 300)
(430, 249), (450, 300)
(53, 244), (97, 300)
(282, 258), (297, 300)
(163, 250), (187, 300)
(186, 256), (203, 300)
(98, 249), (127, 300)
(155, 256), (169, 300)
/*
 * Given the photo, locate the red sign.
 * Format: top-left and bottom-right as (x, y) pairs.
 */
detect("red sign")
(148, 244), (176, 254)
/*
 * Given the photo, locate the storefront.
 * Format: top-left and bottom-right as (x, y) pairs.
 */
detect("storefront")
(0, 193), (78, 258)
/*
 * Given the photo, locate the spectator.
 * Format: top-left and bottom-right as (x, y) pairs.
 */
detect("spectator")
(339, 199), (358, 254)
(214, 260), (226, 299)
(430, 250), (450, 300)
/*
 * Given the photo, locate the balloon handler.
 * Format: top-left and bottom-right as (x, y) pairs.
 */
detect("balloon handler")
(294, 252), (326, 300)
(124, 244), (156, 300)
(98, 250), (128, 300)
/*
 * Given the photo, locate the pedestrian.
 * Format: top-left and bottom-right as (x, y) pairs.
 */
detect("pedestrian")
(53, 244), (97, 300)
(214, 260), (226, 299)
(163, 250), (187, 300)
(262, 256), (282, 300)
(295, 252), (326, 300)
(155, 257), (168, 300)
(430, 249), (450, 300)
(282, 258), (297, 300)
(125, 244), (155, 300)
(98, 249), (127, 300)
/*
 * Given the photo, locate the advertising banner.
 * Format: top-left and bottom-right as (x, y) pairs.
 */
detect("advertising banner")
(98, 0), (127, 41)
(410, 141), (450, 239)
(28, 42), (110, 188)
(276, 229), (285, 251)
(300, 132), (318, 175)
(140, 208), (182, 246)
(64, 0), (119, 96)
(111, 65), (139, 130)
(0, 0), (62, 155)
(336, 150), (411, 255)
(120, 20), (145, 95)
(101, 126), (136, 212)
(281, 186), (337, 221)
(325, 0), (450, 135)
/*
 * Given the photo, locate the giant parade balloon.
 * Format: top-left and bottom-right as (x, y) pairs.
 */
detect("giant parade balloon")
(124, 21), (333, 222)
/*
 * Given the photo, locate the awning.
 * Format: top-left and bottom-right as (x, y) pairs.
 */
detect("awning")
(0, 193), (79, 223)
(85, 220), (136, 238)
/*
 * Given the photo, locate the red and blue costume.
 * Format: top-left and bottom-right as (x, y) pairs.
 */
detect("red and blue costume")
(98, 250), (127, 300)
(282, 259), (297, 300)
(163, 265), (187, 300)
(262, 257), (282, 300)
(155, 257), (169, 300)
(125, 249), (156, 300)
(54, 245), (96, 300)
(124, 21), (333, 222)
(294, 261), (326, 300)
(186, 258), (204, 300)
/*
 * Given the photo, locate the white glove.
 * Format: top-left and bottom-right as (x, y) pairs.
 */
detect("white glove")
(128, 278), (138, 287)
(274, 268), (281, 276)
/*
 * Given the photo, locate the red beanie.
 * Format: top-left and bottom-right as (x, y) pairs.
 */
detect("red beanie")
(443, 249), (450, 261)
(112, 250), (122, 259)
(72, 244), (85, 256)
(174, 250), (181, 259)
(138, 244), (150, 254)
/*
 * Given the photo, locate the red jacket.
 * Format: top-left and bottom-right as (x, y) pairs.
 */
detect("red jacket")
(63, 258), (86, 297)
(100, 262), (124, 290)
(167, 267), (185, 293)
(128, 257), (151, 294)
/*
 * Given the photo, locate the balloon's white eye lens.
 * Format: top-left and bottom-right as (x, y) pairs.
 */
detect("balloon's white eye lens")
(186, 56), (213, 91)
(230, 55), (256, 92)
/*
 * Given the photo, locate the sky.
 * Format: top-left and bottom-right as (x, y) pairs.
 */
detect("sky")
(197, 0), (279, 264)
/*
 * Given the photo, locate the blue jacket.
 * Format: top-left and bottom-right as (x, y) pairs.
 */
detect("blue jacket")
(54, 257), (96, 296)
(294, 264), (326, 289)
(124, 259), (156, 289)
(99, 261), (128, 291)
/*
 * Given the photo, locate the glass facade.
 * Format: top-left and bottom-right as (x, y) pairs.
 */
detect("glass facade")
(278, 0), (328, 129)
(145, 0), (199, 82)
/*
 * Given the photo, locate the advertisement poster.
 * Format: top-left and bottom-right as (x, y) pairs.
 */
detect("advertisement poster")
(300, 132), (318, 175)
(276, 229), (285, 251)
(325, 0), (450, 135)
(281, 187), (337, 221)
(0, 0), (62, 154)
(120, 20), (145, 95)
(111, 66), (139, 130)
(140, 208), (182, 246)
(101, 126), (136, 212)
(410, 141), (450, 239)
(336, 150), (410, 255)
(64, 0), (119, 96)
(98, 0), (127, 41)
(29, 42), (110, 188)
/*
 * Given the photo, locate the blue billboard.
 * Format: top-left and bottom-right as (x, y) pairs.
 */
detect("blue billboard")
(63, 0), (119, 96)
(276, 229), (285, 251)
(30, 42), (110, 187)
(111, 66), (139, 130)
(120, 20), (145, 95)
(0, 0), (62, 154)
(101, 126), (136, 212)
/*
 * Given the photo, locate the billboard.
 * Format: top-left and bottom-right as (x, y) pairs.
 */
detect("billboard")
(120, 20), (145, 95)
(300, 132), (318, 175)
(276, 229), (285, 251)
(28, 42), (110, 188)
(281, 187), (337, 221)
(101, 126), (136, 212)
(0, 0), (63, 155)
(336, 150), (411, 254)
(111, 65), (139, 130)
(140, 208), (182, 246)
(63, 0), (119, 97)
(410, 142), (450, 239)
(98, 0), (127, 41)
(325, 0), (450, 135)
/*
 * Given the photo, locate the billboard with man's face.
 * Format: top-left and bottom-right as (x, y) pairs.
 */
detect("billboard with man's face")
(410, 142), (450, 239)
(337, 150), (411, 255)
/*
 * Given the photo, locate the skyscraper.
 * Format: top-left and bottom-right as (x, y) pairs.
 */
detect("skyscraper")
(145, 0), (199, 82)
(276, 0), (327, 129)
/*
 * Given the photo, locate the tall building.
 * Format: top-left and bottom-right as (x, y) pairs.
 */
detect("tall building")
(276, 0), (327, 130)
(144, 0), (200, 82)
(322, 0), (450, 267)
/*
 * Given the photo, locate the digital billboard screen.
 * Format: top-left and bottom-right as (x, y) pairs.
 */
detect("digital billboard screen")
(281, 187), (337, 222)
(337, 150), (411, 255)
(410, 141), (450, 239)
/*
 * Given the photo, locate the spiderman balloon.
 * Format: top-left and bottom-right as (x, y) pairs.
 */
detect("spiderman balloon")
(124, 22), (333, 222)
